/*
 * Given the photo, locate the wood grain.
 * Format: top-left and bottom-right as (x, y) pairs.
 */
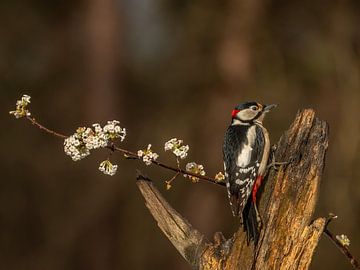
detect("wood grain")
(137, 109), (329, 270)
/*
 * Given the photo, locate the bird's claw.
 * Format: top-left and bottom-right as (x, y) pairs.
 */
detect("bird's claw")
(265, 159), (291, 176)
(267, 161), (290, 170)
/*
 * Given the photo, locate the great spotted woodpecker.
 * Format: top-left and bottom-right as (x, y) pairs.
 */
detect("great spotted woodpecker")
(223, 102), (276, 243)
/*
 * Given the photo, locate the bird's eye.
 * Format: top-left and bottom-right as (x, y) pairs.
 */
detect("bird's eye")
(250, 106), (258, 111)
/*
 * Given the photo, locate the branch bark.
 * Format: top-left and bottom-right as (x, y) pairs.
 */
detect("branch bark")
(137, 109), (329, 270)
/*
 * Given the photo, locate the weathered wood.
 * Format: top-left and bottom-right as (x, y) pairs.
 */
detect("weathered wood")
(136, 174), (209, 268)
(137, 109), (329, 270)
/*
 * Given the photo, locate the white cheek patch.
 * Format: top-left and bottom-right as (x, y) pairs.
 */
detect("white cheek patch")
(237, 109), (257, 121)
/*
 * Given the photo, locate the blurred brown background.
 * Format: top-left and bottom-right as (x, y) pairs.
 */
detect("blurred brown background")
(1, 0), (360, 269)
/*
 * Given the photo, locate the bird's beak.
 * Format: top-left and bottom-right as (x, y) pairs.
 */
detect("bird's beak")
(263, 104), (277, 113)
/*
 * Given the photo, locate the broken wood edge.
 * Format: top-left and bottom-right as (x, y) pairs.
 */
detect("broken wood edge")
(296, 218), (326, 269)
(136, 174), (209, 268)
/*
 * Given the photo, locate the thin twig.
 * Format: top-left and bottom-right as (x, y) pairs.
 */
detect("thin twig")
(26, 116), (67, 139)
(111, 145), (224, 186)
(153, 159), (225, 186)
(165, 171), (180, 189)
(323, 230), (360, 269)
(24, 115), (224, 186)
(323, 214), (360, 270)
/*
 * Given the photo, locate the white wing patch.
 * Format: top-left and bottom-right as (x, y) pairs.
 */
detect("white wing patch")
(236, 126), (257, 167)
(236, 145), (252, 167)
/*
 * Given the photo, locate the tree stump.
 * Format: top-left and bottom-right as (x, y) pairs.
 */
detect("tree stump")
(136, 109), (329, 270)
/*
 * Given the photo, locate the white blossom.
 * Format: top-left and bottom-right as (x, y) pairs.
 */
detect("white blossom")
(184, 162), (205, 182)
(336, 234), (350, 247)
(215, 172), (225, 182)
(64, 130), (90, 161)
(63, 121), (126, 161)
(83, 126), (107, 150)
(137, 144), (159, 165)
(9, 94), (31, 118)
(103, 120), (126, 141)
(92, 123), (103, 133)
(98, 160), (118, 176)
(164, 138), (189, 159)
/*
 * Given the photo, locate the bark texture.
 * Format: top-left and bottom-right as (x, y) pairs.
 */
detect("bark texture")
(137, 109), (329, 270)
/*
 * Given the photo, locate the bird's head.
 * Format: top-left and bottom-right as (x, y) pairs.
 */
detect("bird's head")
(231, 102), (277, 125)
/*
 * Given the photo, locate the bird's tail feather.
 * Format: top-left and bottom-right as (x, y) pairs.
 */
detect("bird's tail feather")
(229, 194), (241, 217)
(243, 200), (261, 244)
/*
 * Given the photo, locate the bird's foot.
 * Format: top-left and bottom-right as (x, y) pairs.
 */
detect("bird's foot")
(266, 160), (290, 171)
(265, 158), (291, 176)
(266, 144), (293, 174)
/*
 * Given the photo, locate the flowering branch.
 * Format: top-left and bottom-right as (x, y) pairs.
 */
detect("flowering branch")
(10, 95), (224, 187)
(112, 145), (224, 186)
(26, 115), (67, 139)
(323, 214), (360, 270)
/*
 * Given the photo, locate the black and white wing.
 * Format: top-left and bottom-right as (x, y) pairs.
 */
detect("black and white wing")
(223, 125), (265, 218)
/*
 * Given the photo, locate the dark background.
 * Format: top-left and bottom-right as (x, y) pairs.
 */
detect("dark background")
(1, 0), (360, 269)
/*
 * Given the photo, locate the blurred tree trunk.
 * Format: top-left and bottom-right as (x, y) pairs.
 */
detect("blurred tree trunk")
(85, 0), (122, 121)
(80, 1), (123, 269)
(218, 0), (264, 89)
(137, 109), (329, 269)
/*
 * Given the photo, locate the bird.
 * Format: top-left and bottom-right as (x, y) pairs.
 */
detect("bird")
(223, 101), (276, 244)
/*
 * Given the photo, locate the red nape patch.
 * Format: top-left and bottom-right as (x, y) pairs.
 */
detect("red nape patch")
(231, 109), (240, 118)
